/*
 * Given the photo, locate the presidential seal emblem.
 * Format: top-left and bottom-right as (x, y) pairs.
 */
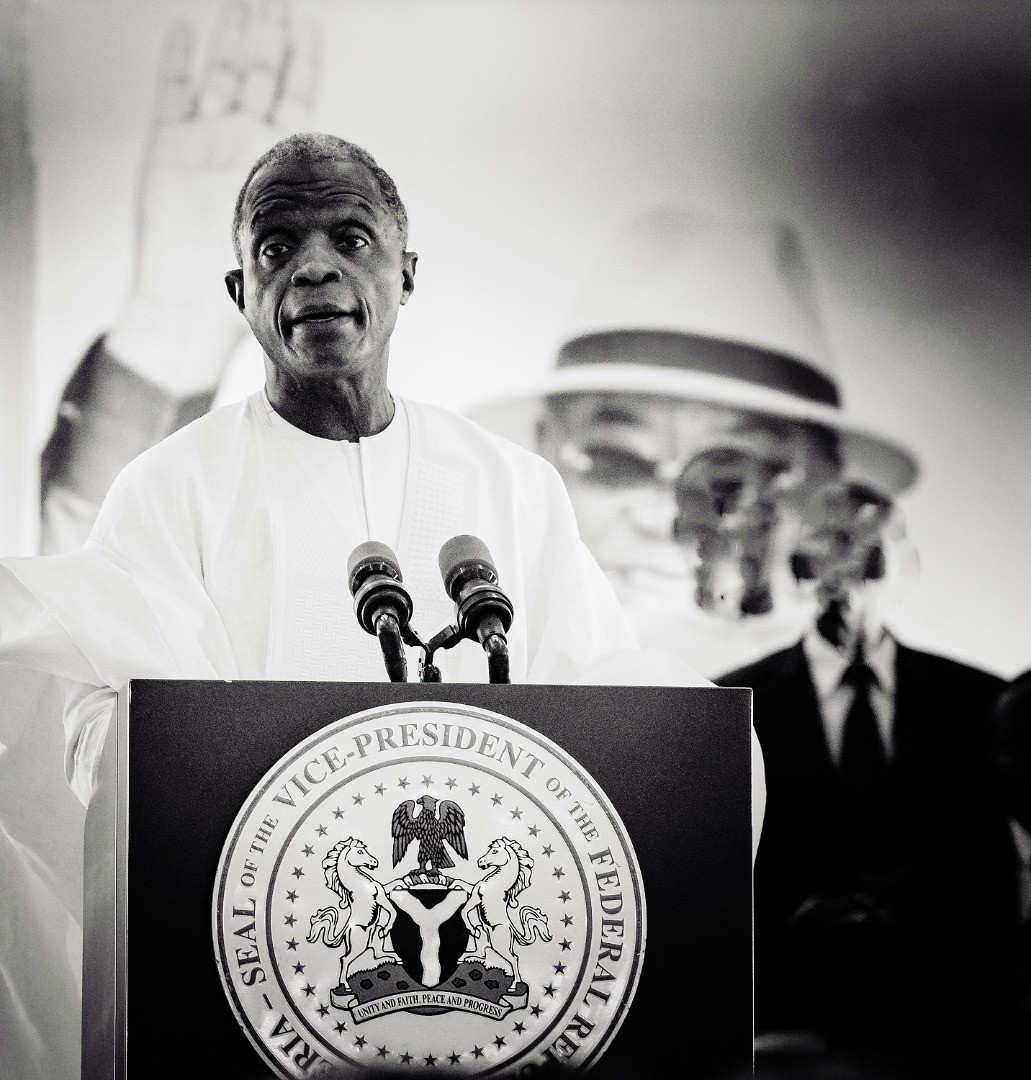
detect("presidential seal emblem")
(213, 702), (645, 1077)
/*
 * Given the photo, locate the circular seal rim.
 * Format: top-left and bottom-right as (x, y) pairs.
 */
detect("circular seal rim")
(212, 699), (647, 1077)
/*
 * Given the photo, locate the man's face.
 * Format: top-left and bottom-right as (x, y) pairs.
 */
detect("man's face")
(229, 154), (415, 390)
(537, 392), (839, 615)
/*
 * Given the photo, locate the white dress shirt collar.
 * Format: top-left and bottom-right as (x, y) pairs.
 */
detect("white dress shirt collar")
(803, 625), (897, 764)
(805, 624), (896, 699)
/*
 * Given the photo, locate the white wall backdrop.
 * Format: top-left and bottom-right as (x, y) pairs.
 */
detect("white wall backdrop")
(8, 0), (1031, 677)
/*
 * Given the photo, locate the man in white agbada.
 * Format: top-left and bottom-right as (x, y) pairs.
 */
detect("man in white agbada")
(3, 132), (711, 801)
(0, 132), (763, 1079)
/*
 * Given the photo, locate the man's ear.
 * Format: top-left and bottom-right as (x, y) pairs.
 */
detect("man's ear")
(399, 252), (417, 306)
(225, 269), (245, 312)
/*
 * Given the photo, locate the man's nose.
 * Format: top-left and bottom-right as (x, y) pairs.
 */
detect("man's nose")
(291, 243), (344, 286)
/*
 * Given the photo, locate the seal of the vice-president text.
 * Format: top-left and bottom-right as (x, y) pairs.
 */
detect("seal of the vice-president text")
(213, 701), (646, 1077)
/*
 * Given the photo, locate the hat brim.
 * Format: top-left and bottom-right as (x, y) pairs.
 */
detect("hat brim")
(465, 363), (919, 495)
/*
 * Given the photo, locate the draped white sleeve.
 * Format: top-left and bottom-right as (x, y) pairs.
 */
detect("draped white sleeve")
(1, 394), (717, 805)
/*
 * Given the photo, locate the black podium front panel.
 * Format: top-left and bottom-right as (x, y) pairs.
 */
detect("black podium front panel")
(84, 681), (752, 1079)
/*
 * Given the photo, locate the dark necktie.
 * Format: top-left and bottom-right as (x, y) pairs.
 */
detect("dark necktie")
(839, 642), (887, 798)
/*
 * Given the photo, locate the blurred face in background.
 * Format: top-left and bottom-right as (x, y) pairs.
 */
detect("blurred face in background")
(536, 391), (841, 669)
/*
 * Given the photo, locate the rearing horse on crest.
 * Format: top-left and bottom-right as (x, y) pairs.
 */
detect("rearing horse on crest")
(307, 837), (399, 982)
(460, 836), (551, 988)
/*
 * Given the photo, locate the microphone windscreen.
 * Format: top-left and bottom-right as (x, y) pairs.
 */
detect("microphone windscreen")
(439, 534), (497, 595)
(347, 541), (403, 594)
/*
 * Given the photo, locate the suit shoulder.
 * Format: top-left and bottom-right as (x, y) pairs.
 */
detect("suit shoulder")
(716, 642), (805, 688)
(898, 644), (1005, 697)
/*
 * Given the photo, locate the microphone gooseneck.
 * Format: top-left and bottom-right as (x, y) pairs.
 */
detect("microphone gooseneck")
(438, 535), (514, 684)
(347, 541), (414, 682)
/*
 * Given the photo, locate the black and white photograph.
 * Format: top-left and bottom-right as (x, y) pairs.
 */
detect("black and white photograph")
(2, 2), (1030, 1078)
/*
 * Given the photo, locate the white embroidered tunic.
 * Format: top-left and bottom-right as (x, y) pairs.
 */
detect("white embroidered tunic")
(2, 394), (665, 803)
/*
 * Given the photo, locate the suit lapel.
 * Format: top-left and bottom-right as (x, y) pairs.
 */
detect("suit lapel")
(760, 642), (837, 788)
(890, 640), (923, 776)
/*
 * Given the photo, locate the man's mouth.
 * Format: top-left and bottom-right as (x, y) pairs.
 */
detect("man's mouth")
(289, 306), (353, 325)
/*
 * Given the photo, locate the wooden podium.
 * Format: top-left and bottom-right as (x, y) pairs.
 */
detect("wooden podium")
(83, 681), (752, 1078)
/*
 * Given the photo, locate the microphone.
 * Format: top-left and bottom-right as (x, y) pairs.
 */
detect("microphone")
(438, 535), (514, 683)
(347, 541), (414, 682)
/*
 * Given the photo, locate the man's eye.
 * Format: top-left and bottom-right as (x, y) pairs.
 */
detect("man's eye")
(561, 444), (658, 488)
(341, 234), (369, 249)
(260, 241), (290, 259)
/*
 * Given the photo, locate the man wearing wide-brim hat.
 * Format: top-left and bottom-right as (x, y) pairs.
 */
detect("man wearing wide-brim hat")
(469, 206), (1018, 1074)
(467, 205), (918, 678)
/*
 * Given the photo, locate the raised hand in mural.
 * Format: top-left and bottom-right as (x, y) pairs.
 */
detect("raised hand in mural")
(107, 0), (320, 394)
(40, 0), (321, 554)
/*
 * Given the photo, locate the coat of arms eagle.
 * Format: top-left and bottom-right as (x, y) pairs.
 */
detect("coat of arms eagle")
(391, 795), (468, 874)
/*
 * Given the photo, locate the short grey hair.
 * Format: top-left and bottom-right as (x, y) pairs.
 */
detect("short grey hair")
(231, 132), (409, 263)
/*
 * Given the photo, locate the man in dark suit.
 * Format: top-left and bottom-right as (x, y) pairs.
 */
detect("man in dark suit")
(719, 492), (1017, 1075)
